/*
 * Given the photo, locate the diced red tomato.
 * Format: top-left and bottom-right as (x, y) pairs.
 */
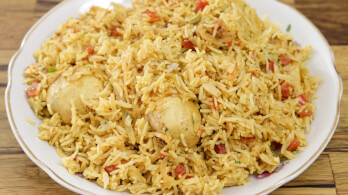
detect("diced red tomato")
(73, 154), (78, 161)
(214, 144), (227, 154)
(104, 165), (118, 174)
(143, 11), (160, 20)
(104, 160), (127, 174)
(297, 109), (313, 117)
(86, 45), (94, 56)
(287, 137), (300, 151)
(298, 95), (307, 105)
(195, 0), (209, 12)
(227, 40), (233, 47)
(175, 164), (186, 179)
(280, 55), (292, 65)
(210, 98), (221, 109)
(111, 25), (121, 36)
(268, 61), (274, 72)
(297, 92), (311, 105)
(182, 39), (195, 50)
(281, 82), (294, 100)
(240, 136), (256, 144)
(27, 82), (38, 97)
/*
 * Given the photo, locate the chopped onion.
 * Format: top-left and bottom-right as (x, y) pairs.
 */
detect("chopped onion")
(166, 63), (178, 73)
(293, 40), (301, 47)
(254, 160), (288, 179)
(75, 172), (84, 178)
(255, 172), (271, 179)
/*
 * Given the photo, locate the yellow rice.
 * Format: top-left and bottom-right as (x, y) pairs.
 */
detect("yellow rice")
(24, 0), (320, 194)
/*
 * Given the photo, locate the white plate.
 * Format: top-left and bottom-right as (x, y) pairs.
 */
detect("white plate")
(5, 0), (342, 194)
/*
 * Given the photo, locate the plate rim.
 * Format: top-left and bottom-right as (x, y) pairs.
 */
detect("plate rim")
(4, 0), (343, 194)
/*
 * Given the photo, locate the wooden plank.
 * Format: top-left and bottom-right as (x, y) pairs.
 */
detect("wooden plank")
(278, 0), (295, 7)
(331, 46), (348, 136)
(0, 70), (8, 85)
(0, 88), (21, 148)
(0, 50), (16, 66)
(332, 46), (348, 77)
(0, 147), (24, 155)
(0, 49), (10, 85)
(329, 152), (348, 195)
(0, 88), (7, 119)
(0, 50), (13, 86)
(295, 0), (348, 45)
(323, 46), (348, 154)
(0, 14), (37, 50)
(326, 140), (348, 153)
(272, 187), (337, 195)
(323, 53), (348, 161)
(0, 153), (75, 195)
(283, 154), (335, 186)
(0, 120), (19, 148)
(0, 0), (36, 12)
(34, 0), (63, 13)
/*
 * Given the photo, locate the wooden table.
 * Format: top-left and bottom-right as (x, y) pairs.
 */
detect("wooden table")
(0, 0), (347, 194)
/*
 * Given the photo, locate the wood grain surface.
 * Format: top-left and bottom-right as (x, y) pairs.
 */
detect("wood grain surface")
(0, 0), (347, 194)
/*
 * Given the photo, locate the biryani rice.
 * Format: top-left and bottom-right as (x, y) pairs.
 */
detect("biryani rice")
(24, 0), (320, 194)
